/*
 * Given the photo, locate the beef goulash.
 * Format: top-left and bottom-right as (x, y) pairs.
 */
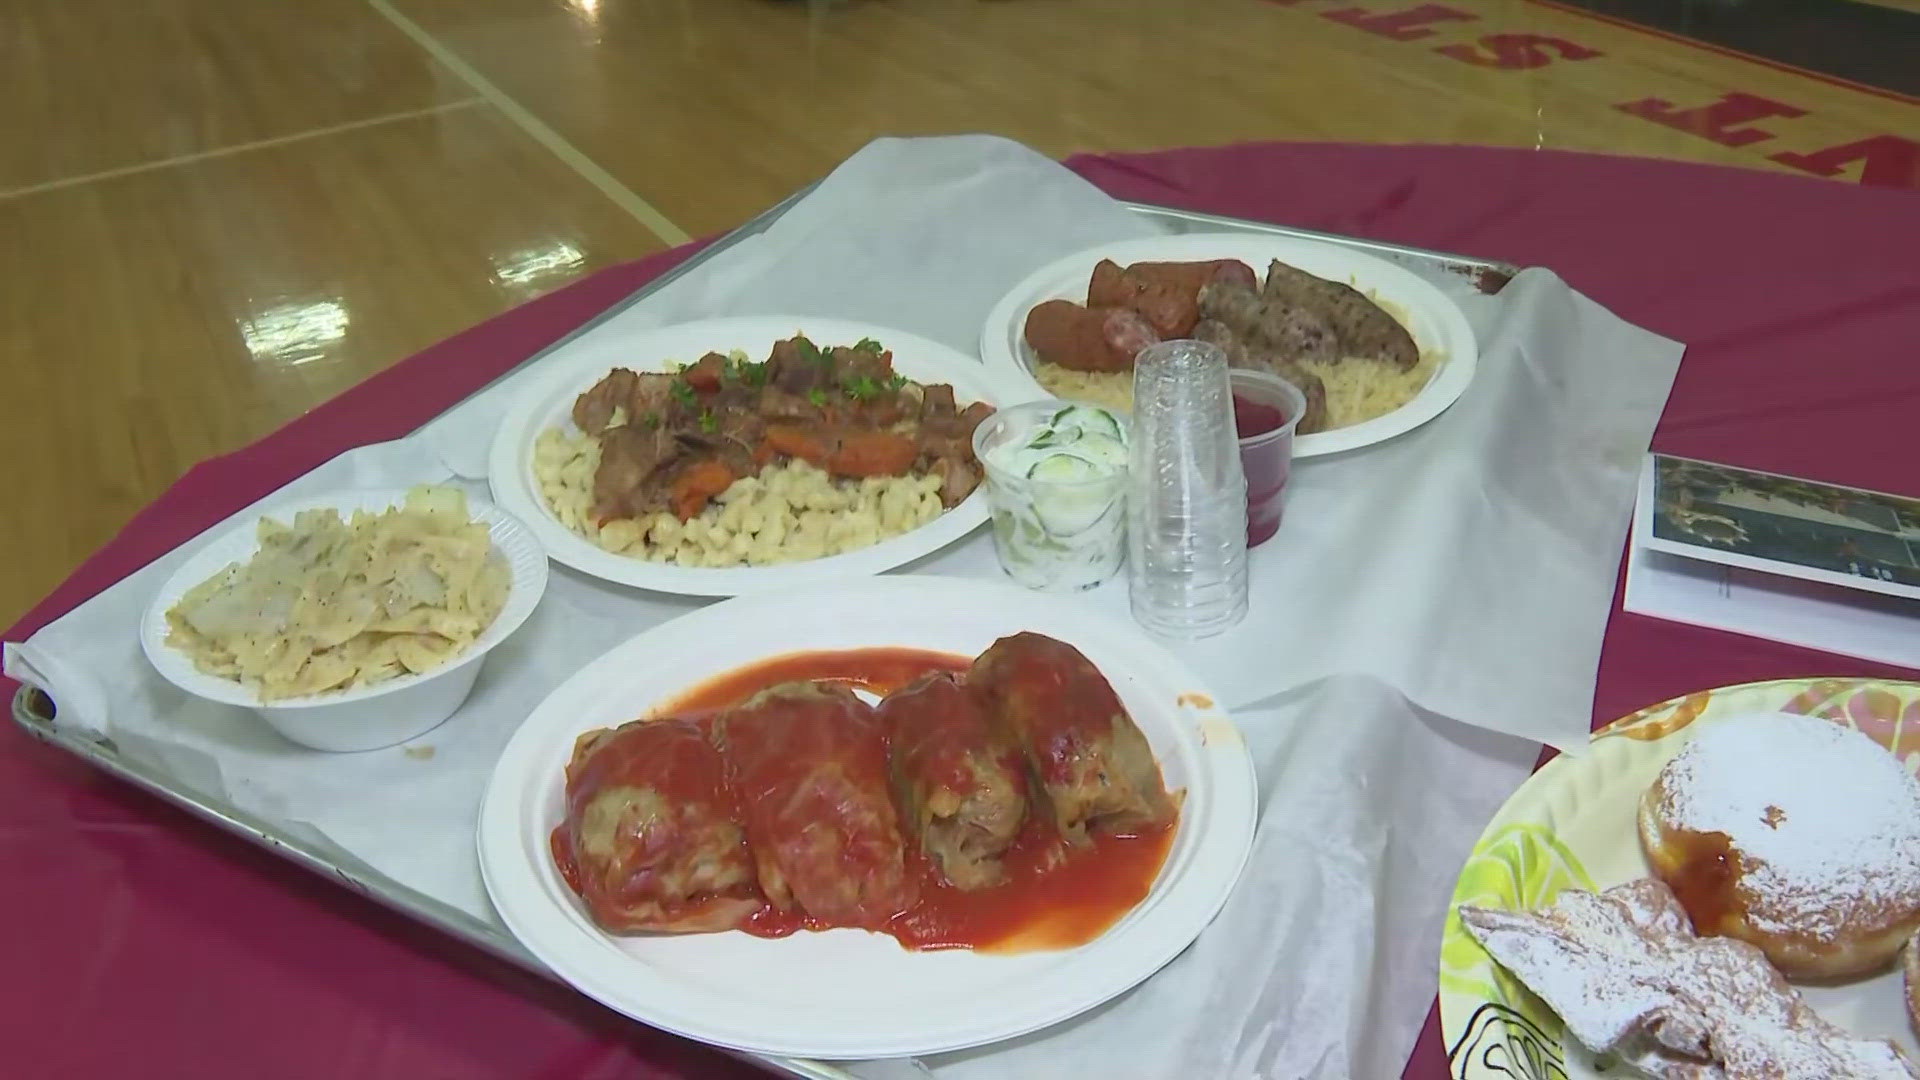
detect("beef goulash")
(576, 336), (994, 521)
(1023, 255), (1435, 433)
(548, 633), (1180, 952)
(539, 335), (997, 569)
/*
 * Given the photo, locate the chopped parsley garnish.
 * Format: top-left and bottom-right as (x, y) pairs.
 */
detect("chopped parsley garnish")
(887, 373), (909, 390)
(719, 352), (768, 387)
(794, 336), (827, 366)
(853, 337), (884, 355)
(698, 410), (718, 433)
(843, 375), (883, 402)
(642, 412), (661, 429)
(670, 380), (697, 407)
(806, 388), (828, 407)
(736, 358), (769, 386)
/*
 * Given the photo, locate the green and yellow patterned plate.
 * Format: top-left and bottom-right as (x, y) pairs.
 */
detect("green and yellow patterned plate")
(1438, 678), (1920, 1079)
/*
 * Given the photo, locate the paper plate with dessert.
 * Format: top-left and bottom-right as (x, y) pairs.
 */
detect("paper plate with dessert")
(1438, 678), (1920, 1078)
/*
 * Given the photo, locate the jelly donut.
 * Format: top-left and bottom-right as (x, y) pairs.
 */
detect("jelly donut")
(1638, 711), (1920, 980)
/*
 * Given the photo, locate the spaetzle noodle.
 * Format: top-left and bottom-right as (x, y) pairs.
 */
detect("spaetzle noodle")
(534, 429), (944, 568)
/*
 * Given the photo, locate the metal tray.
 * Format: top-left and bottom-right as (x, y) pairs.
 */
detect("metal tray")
(10, 196), (1516, 1080)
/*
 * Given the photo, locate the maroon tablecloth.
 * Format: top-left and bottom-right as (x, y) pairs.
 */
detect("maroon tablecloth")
(7, 144), (1918, 1079)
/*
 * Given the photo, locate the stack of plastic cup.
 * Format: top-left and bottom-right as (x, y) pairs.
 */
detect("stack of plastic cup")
(1126, 340), (1250, 639)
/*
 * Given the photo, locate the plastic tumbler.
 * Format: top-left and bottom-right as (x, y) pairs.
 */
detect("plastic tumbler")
(1126, 340), (1249, 639)
(1231, 369), (1307, 548)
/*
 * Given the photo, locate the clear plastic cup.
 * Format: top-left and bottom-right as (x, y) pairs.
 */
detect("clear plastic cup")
(972, 400), (1130, 592)
(1126, 340), (1249, 639)
(1231, 369), (1306, 548)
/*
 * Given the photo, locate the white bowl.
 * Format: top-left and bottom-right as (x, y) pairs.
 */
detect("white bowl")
(141, 489), (549, 752)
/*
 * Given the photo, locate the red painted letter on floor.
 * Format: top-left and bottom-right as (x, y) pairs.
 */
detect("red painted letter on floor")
(1321, 4), (1477, 40)
(1773, 135), (1920, 190)
(1616, 92), (1807, 148)
(1436, 33), (1602, 69)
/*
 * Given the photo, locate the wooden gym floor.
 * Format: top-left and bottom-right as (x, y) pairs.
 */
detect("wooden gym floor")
(4, 0), (1917, 625)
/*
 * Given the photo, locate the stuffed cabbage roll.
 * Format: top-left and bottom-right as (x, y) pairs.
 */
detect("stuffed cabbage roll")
(879, 672), (1029, 890)
(549, 717), (762, 933)
(972, 632), (1175, 845)
(717, 682), (916, 928)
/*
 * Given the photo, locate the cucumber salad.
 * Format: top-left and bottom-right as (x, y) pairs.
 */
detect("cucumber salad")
(977, 404), (1130, 592)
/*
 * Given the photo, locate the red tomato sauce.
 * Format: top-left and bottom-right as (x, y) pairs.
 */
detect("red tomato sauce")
(654, 647), (971, 715)
(885, 819), (1176, 953)
(736, 818), (1176, 953)
(642, 648), (1179, 954)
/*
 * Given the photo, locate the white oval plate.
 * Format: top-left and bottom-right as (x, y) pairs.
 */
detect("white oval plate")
(488, 316), (1019, 597)
(141, 488), (548, 709)
(477, 575), (1259, 1060)
(979, 233), (1479, 458)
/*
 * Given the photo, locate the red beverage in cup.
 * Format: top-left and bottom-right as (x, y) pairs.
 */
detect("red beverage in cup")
(1233, 397), (1286, 438)
(1230, 370), (1306, 548)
